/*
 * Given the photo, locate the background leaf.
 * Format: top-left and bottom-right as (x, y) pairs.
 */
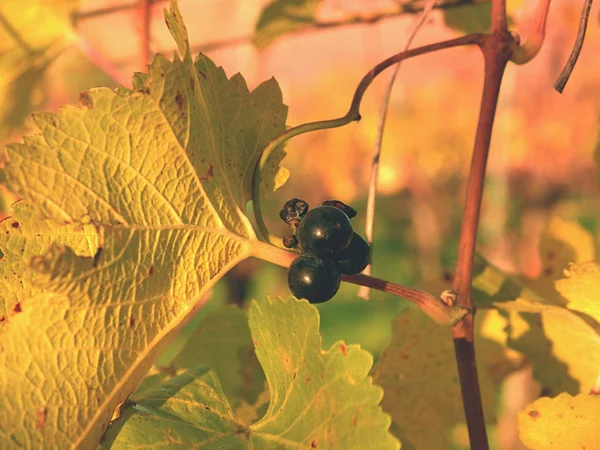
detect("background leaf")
(253, 0), (323, 50)
(101, 297), (400, 449)
(518, 393), (600, 449)
(0, 0), (78, 146)
(372, 306), (521, 450)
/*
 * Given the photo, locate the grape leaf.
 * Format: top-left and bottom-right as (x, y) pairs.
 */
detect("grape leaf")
(0, 201), (97, 331)
(518, 393), (600, 449)
(253, 0), (323, 50)
(469, 217), (600, 394)
(372, 306), (520, 450)
(0, 0), (289, 446)
(556, 262), (600, 323)
(164, 306), (265, 411)
(100, 297), (400, 449)
(471, 259), (600, 394)
(443, 3), (492, 34)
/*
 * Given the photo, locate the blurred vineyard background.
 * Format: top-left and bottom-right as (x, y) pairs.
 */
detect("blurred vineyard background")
(1, 0), (599, 448)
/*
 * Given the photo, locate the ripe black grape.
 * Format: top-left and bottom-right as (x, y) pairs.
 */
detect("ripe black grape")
(297, 206), (353, 259)
(335, 233), (370, 275)
(287, 255), (341, 303)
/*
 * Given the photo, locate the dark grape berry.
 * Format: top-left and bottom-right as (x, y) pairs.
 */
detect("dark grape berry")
(287, 255), (341, 303)
(335, 233), (370, 275)
(322, 200), (357, 219)
(297, 206), (353, 259)
(282, 235), (299, 249)
(279, 198), (309, 230)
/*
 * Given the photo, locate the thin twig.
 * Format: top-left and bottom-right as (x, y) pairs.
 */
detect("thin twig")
(554, 0), (593, 93)
(74, 36), (131, 87)
(71, 0), (166, 24)
(358, 0), (438, 300)
(510, 0), (552, 64)
(140, 0), (151, 71)
(0, 11), (36, 55)
(252, 240), (467, 325)
(304, 0), (479, 29)
(252, 34), (483, 247)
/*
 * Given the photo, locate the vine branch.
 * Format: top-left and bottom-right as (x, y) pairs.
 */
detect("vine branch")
(253, 240), (467, 326)
(252, 33), (483, 247)
(450, 24), (516, 450)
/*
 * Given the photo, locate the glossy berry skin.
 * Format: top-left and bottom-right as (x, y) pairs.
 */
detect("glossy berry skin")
(297, 206), (353, 259)
(288, 255), (341, 304)
(335, 233), (370, 275)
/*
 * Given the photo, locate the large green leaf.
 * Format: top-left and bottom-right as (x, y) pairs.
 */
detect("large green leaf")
(101, 297), (400, 449)
(0, 0), (289, 447)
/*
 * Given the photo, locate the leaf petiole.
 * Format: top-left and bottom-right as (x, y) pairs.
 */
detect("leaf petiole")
(251, 34), (483, 247)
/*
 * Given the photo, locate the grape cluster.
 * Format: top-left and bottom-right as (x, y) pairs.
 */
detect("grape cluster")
(280, 199), (370, 304)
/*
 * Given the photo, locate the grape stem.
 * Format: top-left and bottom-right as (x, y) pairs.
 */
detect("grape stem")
(251, 33), (483, 247)
(253, 241), (467, 326)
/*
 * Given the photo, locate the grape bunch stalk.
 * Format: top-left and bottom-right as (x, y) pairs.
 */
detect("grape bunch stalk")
(280, 199), (370, 304)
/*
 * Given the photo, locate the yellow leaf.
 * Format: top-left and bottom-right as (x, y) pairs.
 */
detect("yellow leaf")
(518, 393), (600, 449)
(556, 262), (600, 323)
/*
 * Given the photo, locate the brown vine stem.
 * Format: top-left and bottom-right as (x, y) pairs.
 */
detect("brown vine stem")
(253, 240), (467, 326)
(451, 28), (516, 449)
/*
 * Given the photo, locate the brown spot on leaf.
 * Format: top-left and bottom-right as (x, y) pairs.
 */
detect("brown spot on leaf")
(199, 164), (214, 182)
(340, 343), (347, 356)
(353, 406), (361, 426)
(253, 340), (258, 347)
(79, 92), (94, 109)
(12, 302), (21, 313)
(148, 265), (154, 276)
(311, 440), (317, 448)
(175, 92), (185, 113)
(528, 410), (540, 418)
(11, 222), (19, 228)
(129, 317), (136, 328)
(305, 377), (310, 383)
(93, 247), (103, 268)
(37, 408), (47, 430)
(198, 70), (207, 80)
(543, 267), (553, 277)
(0, 316), (6, 323)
